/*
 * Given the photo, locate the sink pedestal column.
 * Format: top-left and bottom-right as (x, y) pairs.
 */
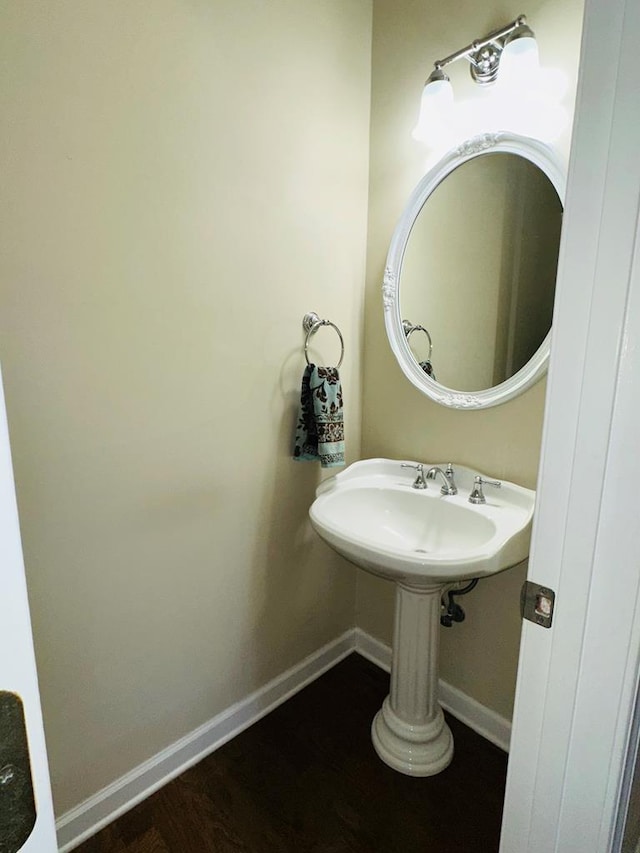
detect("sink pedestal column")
(371, 582), (453, 776)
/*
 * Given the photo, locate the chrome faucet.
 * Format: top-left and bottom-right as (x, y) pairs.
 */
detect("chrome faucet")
(426, 463), (458, 496)
(401, 462), (428, 489)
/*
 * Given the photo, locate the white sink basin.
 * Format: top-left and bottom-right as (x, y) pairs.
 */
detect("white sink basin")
(309, 458), (534, 585)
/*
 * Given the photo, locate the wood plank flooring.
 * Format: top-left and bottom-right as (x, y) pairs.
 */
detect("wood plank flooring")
(74, 654), (507, 852)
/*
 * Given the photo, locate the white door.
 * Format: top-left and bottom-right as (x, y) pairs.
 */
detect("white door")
(0, 364), (57, 851)
(500, 0), (640, 849)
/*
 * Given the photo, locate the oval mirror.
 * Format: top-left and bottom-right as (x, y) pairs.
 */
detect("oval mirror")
(382, 132), (566, 408)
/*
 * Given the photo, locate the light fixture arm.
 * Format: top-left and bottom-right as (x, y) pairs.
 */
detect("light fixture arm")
(434, 15), (527, 70)
(430, 15), (532, 86)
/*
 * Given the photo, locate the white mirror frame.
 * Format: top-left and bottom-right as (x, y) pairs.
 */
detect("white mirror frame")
(382, 131), (567, 409)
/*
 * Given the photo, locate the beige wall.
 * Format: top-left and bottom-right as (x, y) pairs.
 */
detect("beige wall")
(0, 0), (372, 814)
(360, 0), (584, 719)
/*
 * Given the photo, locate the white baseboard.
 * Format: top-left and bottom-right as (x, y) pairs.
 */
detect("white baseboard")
(55, 630), (355, 852)
(438, 680), (511, 753)
(354, 627), (392, 671)
(354, 627), (511, 753)
(57, 627), (510, 851)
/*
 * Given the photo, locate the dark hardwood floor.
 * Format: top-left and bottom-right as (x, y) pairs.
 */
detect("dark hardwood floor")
(74, 654), (507, 852)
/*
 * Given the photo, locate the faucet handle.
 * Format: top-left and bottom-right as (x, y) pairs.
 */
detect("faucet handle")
(401, 462), (428, 490)
(469, 475), (502, 504)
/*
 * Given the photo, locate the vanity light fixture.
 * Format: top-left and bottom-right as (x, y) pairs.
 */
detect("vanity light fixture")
(413, 15), (538, 141)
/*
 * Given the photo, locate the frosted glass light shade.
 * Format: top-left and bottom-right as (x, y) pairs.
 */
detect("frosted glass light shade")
(500, 33), (539, 84)
(412, 77), (454, 142)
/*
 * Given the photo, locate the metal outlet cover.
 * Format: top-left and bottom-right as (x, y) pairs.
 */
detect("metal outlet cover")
(521, 580), (556, 628)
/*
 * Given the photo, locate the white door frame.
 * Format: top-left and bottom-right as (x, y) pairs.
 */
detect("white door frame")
(0, 364), (57, 851)
(500, 0), (640, 849)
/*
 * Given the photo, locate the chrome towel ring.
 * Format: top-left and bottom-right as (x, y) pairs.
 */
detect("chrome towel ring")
(303, 312), (344, 368)
(402, 319), (433, 360)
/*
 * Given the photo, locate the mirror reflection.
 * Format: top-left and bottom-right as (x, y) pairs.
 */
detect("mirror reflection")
(400, 153), (563, 393)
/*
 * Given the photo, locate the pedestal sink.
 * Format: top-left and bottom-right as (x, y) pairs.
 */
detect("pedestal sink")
(309, 458), (535, 776)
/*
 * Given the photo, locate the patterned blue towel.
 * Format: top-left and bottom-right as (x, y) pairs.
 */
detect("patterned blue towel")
(418, 360), (436, 380)
(293, 364), (345, 468)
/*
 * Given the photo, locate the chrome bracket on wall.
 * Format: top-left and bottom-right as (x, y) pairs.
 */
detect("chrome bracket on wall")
(0, 692), (37, 853)
(520, 581), (556, 628)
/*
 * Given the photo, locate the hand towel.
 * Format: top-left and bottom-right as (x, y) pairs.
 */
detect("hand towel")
(419, 360), (436, 380)
(293, 364), (344, 468)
